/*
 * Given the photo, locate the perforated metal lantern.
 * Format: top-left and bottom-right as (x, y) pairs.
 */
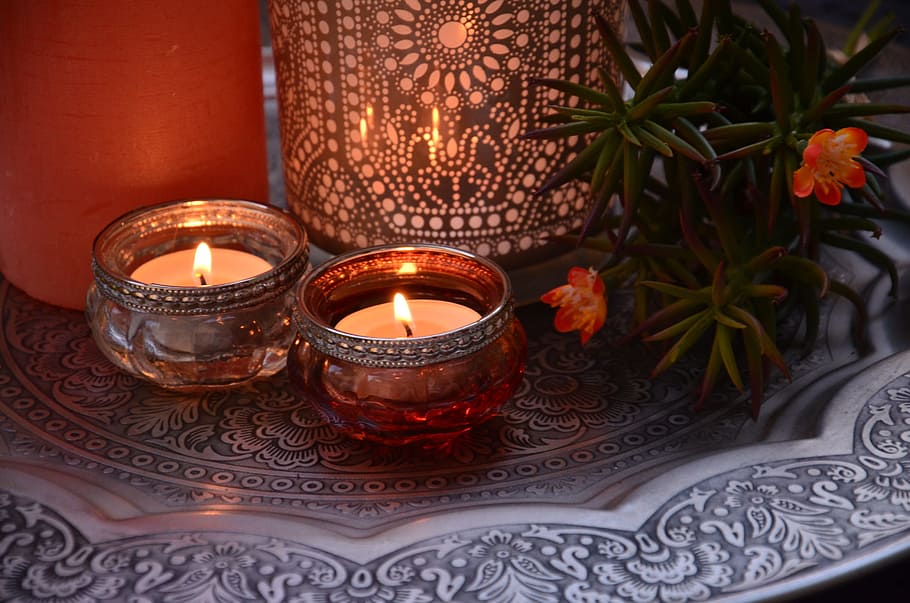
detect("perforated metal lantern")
(268, 0), (624, 268)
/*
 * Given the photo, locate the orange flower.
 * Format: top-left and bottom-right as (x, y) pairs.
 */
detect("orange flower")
(793, 127), (868, 206)
(540, 266), (607, 344)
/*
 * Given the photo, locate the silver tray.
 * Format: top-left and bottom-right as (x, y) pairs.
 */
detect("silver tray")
(3, 16), (910, 598)
(2, 234), (910, 602)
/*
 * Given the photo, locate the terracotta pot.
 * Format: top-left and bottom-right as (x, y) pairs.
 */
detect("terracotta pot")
(268, 0), (624, 268)
(0, 0), (269, 309)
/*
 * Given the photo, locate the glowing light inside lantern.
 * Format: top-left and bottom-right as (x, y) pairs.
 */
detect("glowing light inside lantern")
(432, 107), (441, 146)
(397, 262), (418, 275)
(428, 106), (442, 163)
(360, 104), (375, 143)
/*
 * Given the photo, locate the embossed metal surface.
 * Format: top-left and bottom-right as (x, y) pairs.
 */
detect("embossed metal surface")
(2, 238), (910, 601)
(4, 15), (910, 597)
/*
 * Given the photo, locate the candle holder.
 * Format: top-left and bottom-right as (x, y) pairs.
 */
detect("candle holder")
(86, 199), (309, 389)
(288, 244), (526, 446)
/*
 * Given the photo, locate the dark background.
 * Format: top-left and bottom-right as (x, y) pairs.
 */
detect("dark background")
(256, 1), (910, 47)
(255, 1), (908, 601)
(786, 0), (910, 29)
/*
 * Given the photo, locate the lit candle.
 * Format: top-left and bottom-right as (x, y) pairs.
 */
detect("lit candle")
(130, 242), (272, 286)
(334, 293), (481, 338)
(288, 243), (525, 445)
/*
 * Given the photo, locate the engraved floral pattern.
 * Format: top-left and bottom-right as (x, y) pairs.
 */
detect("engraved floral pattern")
(722, 480), (849, 560)
(505, 328), (653, 438)
(2, 253), (910, 601)
(0, 501), (127, 603)
(594, 541), (733, 603)
(220, 393), (352, 470)
(7, 292), (139, 423)
(4, 419), (910, 603)
(465, 529), (562, 603)
(2, 284), (822, 521)
(160, 542), (257, 602)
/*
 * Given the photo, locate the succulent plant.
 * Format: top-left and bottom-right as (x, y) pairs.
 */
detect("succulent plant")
(531, 0), (910, 416)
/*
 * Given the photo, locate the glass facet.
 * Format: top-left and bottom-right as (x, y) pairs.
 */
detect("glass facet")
(288, 244), (526, 445)
(86, 199), (308, 389)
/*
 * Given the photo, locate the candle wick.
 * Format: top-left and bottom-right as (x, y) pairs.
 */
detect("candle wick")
(402, 321), (414, 338)
(197, 273), (207, 286)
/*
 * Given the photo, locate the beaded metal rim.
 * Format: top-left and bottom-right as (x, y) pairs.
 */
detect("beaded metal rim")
(297, 300), (515, 368)
(92, 254), (309, 315)
(91, 199), (309, 315)
(295, 244), (516, 368)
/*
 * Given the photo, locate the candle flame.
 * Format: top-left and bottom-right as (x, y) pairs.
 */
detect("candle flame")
(393, 293), (415, 337)
(193, 242), (212, 286)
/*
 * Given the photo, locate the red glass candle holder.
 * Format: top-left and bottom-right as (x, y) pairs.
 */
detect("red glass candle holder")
(288, 244), (526, 446)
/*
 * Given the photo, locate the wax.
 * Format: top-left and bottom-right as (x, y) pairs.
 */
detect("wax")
(131, 248), (272, 287)
(334, 299), (481, 338)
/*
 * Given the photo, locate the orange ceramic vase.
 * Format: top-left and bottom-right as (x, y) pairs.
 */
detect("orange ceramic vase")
(0, 0), (269, 309)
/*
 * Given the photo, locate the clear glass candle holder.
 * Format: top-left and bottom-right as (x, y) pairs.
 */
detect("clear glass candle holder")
(288, 244), (526, 446)
(86, 199), (309, 389)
